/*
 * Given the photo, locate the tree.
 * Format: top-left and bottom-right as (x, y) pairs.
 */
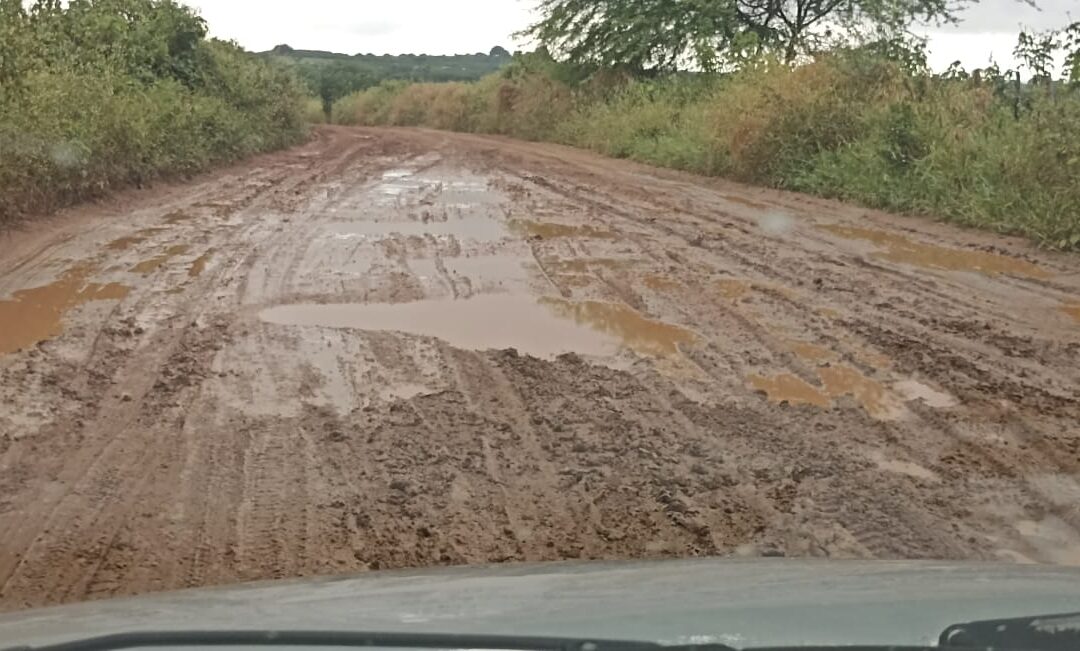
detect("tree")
(1014, 28), (1059, 83)
(524, 0), (965, 71)
(490, 45), (511, 58)
(1064, 22), (1080, 85)
(313, 62), (376, 121)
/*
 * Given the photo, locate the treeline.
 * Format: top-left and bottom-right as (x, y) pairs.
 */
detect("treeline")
(267, 45), (513, 120)
(0, 0), (309, 222)
(334, 33), (1080, 250)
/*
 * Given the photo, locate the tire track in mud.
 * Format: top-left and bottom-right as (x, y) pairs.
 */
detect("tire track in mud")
(1, 126), (1079, 612)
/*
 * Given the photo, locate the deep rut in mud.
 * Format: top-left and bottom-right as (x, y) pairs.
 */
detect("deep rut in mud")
(1, 126), (1079, 612)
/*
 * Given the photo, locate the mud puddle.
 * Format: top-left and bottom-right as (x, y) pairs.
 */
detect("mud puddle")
(749, 364), (906, 420)
(510, 219), (616, 240)
(326, 218), (508, 242)
(261, 294), (696, 360)
(130, 245), (190, 274)
(821, 225), (1049, 278)
(106, 228), (165, 252)
(540, 297), (696, 357)
(260, 294), (621, 358)
(0, 264), (130, 355)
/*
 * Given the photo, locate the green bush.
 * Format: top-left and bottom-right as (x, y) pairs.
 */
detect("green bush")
(334, 50), (1080, 250)
(0, 0), (308, 222)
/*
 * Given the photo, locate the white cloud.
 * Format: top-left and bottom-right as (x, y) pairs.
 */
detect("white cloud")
(187, 0), (534, 54)
(185, 0), (1075, 72)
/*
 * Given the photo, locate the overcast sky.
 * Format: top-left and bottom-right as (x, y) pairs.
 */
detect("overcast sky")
(187, 0), (1077, 73)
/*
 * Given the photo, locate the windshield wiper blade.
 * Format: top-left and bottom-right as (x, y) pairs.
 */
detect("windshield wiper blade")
(0, 631), (735, 651)
(940, 611), (1080, 651)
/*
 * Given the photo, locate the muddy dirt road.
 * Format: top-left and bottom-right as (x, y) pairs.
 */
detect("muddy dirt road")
(2, 126), (1079, 612)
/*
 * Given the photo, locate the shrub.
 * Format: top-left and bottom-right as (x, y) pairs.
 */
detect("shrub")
(330, 50), (1080, 250)
(0, 0), (308, 222)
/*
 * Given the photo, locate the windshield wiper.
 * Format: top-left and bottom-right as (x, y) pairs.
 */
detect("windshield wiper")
(940, 611), (1080, 650)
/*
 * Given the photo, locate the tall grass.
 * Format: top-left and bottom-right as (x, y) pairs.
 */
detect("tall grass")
(0, 0), (309, 222)
(335, 55), (1080, 250)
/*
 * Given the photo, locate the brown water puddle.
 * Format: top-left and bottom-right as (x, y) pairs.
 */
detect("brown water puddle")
(0, 264), (130, 355)
(105, 228), (165, 252)
(643, 275), (681, 291)
(1061, 304), (1080, 323)
(748, 373), (831, 408)
(854, 348), (893, 369)
(260, 295), (619, 359)
(789, 341), (835, 363)
(821, 225), (1049, 278)
(188, 250), (214, 278)
(818, 365), (903, 420)
(260, 294), (695, 360)
(540, 297), (697, 357)
(716, 279), (751, 302)
(130, 245), (190, 274)
(749, 364), (904, 420)
(509, 219), (615, 240)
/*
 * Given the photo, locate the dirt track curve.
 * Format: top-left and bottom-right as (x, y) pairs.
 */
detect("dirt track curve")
(2, 126), (1079, 612)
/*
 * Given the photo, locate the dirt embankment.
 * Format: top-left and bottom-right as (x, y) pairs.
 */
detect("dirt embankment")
(1, 126), (1079, 612)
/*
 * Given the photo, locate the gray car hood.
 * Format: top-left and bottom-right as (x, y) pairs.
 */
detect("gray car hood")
(2, 559), (1080, 648)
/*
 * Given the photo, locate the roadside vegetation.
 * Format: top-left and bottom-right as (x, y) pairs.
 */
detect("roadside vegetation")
(334, 0), (1080, 250)
(269, 46), (514, 122)
(0, 0), (309, 223)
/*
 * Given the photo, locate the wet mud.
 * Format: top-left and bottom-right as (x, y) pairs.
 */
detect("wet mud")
(1, 126), (1079, 613)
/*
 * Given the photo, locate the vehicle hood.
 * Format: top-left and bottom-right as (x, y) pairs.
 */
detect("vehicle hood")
(1, 559), (1079, 648)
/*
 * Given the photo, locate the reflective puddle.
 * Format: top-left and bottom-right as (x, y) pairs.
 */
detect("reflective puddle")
(540, 297), (697, 357)
(130, 245), (190, 274)
(261, 294), (619, 358)
(444, 254), (528, 283)
(749, 364), (905, 420)
(105, 228), (165, 252)
(0, 264), (130, 355)
(818, 365), (904, 420)
(260, 294), (695, 360)
(327, 218), (508, 242)
(509, 219), (615, 240)
(821, 224), (1049, 278)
